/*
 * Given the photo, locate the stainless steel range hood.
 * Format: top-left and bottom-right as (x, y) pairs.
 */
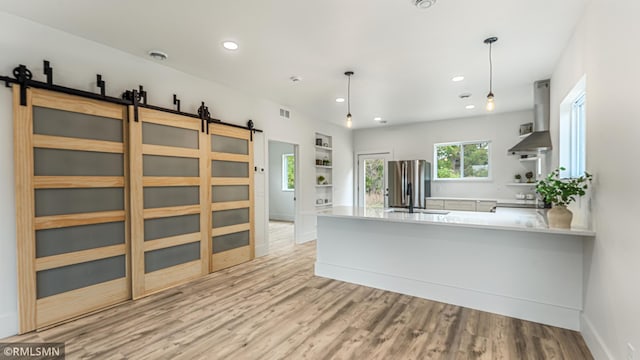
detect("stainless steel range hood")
(508, 80), (552, 154)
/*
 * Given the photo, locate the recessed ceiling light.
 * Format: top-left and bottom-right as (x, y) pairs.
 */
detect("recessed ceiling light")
(374, 117), (382, 121)
(148, 50), (168, 61)
(335, 98), (345, 103)
(290, 76), (302, 83)
(465, 105), (475, 109)
(459, 93), (472, 99)
(452, 75), (465, 82)
(222, 41), (239, 50)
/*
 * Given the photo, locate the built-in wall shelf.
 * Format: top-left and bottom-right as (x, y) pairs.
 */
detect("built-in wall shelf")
(519, 156), (540, 162)
(315, 132), (333, 207)
(506, 183), (537, 187)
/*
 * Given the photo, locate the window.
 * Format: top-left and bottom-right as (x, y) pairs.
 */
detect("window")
(434, 141), (490, 180)
(282, 153), (295, 191)
(559, 76), (586, 178)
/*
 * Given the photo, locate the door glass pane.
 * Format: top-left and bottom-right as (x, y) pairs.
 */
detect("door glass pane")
(34, 149), (124, 176)
(212, 185), (249, 202)
(213, 208), (250, 228)
(33, 106), (123, 142)
(144, 214), (200, 241)
(211, 135), (248, 155)
(36, 255), (126, 299)
(364, 158), (385, 208)
(142, 122), (198, 149)
(211, 160), (249, 178)
(143, 155), (199, 177)
(212, 230), (249, 253)
(143, 186), (199, 209)
(36, 222), (125, 258)
(35, 188), (124, 216)
(144, 242), (200, 273)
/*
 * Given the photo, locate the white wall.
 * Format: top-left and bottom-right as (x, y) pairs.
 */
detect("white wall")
(0, 12), (353, 338)
(549, 0), (640, 358)
(268, 141), (295, 221)
(353, 110), (536, 200)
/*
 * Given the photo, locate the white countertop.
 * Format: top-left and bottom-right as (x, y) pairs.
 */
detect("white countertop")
(314, 206), (595, 237)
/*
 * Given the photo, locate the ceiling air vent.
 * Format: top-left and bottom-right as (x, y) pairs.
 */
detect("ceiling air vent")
(279, 108), (291, 120)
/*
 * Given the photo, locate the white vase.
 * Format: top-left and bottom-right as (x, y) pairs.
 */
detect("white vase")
(547, 205), (573, 229)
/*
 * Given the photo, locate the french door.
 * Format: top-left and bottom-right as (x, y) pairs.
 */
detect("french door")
(357, 152), (392, 208)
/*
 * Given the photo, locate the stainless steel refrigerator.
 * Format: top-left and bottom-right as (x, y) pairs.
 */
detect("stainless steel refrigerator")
(388, 160), (431, 209)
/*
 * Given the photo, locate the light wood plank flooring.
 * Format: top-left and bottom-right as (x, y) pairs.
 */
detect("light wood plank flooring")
(269, 220), (294, 253)
(4, 241), (593, 359)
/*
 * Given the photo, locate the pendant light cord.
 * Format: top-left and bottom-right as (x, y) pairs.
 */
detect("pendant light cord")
(347, 74), (351, 114)
(488, 41), (493, 94)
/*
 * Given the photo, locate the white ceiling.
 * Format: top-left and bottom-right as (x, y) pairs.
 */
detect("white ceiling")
(0, 0), (587, 128)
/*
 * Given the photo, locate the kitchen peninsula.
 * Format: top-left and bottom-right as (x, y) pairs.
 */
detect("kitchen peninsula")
(314, 206), (594, 331)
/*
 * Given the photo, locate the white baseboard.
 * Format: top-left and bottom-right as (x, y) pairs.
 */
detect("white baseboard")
(297, 230), (316, 244)
(581, 314), (614, 360)
(0, 312), (18, 339)
(315, 262), (581, 331)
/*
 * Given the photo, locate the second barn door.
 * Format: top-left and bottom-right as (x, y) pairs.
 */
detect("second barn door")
(210, 124), (254, 272)
(129, 107), (210, 299)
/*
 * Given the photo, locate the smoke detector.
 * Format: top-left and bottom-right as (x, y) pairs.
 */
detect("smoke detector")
(148, 50), (168, 61)
(413, 0), (437, 9)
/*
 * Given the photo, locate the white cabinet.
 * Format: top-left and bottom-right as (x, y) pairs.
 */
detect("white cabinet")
(444, 200), (476, 211)
(425, 199), (444, 210)
(315, 132), (333, 207)
(476, 201), (497, 212)
(425, 198), (497, 212)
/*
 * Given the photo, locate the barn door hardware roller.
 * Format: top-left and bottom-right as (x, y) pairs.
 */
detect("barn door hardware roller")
(198, 102), (211, 133)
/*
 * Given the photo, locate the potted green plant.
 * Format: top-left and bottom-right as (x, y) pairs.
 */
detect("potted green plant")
(317, 175), (326, 185)
(514, 174), (522, 183)
(525, 171), (535, 183)
(535, 167), (593, 229)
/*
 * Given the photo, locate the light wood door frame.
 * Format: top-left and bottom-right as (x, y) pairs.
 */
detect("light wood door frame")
(14, 87), (130, 333)
(210, 124), (255, 272)
(129, 107), (210, 299)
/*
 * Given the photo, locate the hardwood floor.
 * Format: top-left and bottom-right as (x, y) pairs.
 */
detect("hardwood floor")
(3, 241), (593, 360)
(268, 220), (294, 253)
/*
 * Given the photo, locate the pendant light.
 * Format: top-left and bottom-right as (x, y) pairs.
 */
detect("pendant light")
(484, 37), (498, 112)
(345, 71), (354, 128)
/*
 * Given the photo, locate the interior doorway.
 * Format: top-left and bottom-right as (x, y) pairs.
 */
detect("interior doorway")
(268, 140), (298, 253)
(357, 152), (392, 208)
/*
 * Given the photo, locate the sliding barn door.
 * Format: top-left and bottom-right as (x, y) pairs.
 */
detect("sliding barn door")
(210, 124), (254, 272)
(14, 88), (130, 333)
(129, 108), (209, 299)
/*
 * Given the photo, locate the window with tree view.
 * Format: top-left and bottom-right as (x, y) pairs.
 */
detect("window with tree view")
(435, 141), (490, 180)
(282, 153), (295, 191)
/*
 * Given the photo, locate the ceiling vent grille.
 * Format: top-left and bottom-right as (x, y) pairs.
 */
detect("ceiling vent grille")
(280, 108), (291, 119)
